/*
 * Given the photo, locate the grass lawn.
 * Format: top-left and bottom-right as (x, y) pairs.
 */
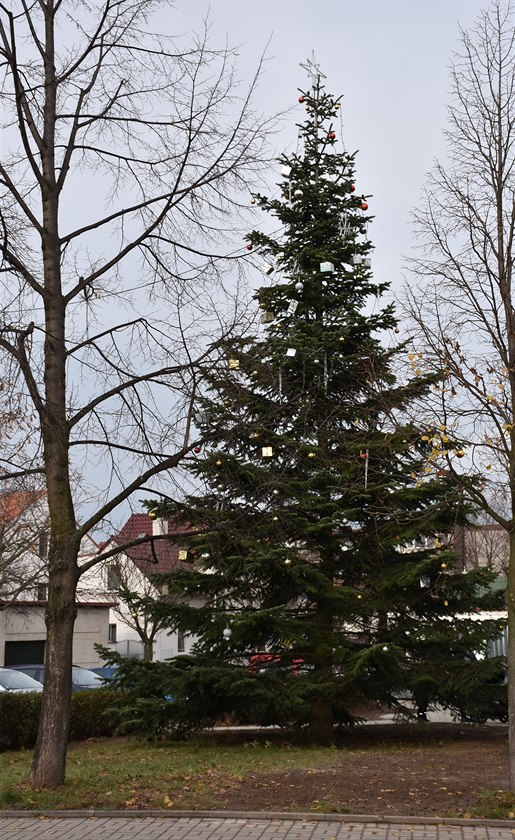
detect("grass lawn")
(0, 726), (513, 819)
(0, 736), (342, 812)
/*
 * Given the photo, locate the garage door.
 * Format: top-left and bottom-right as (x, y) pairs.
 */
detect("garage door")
(4, 640), (45, 666)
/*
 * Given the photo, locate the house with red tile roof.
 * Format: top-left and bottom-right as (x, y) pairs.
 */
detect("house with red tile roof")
(0, 489), (113, 668)
(79, 512), (199, 661)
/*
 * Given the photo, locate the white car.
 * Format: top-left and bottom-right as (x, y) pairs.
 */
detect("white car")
(0, 667), (44, 693)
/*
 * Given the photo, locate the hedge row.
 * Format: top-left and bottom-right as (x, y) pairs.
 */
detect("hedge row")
(0, 687), (118, 751)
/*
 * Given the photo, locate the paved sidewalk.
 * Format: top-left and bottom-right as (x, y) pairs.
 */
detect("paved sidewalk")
(1, 814), (515, 840)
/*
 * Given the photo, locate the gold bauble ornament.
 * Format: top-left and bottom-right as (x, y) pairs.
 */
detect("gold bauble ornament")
(307, 451), (316, 458)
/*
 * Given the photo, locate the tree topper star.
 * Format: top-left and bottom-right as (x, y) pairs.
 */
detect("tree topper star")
(299, 51), (327, 87)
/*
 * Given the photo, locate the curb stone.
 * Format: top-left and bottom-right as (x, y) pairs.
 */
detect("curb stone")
(1, 810), (515, 827)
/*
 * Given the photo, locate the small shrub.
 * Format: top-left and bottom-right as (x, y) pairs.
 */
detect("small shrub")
(0, 687), (119, 752)
(0, 691), (41, 750)
(69, 688), (118, 741)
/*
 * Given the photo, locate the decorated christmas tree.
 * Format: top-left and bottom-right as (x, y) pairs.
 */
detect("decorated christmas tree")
(134, 58), (505, 738)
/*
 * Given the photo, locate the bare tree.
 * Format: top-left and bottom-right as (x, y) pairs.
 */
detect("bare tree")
(85, 552), (175, 662)
(404, 1), (515, 787)
(0, 486), (50, 601)
(0, 0), (273, 788)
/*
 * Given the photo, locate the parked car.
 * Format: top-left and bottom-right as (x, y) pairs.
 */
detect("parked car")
(0, 667), (44, 693)
(249, 653), (305, 676)
(10, 664), (105, 691)
(90, 665), (119, 681)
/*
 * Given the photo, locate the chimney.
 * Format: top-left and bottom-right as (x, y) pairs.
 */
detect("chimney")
(152, 517), (168, 537)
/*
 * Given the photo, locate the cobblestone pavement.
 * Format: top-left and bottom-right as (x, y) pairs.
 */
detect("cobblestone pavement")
(1, 815), (515, 840)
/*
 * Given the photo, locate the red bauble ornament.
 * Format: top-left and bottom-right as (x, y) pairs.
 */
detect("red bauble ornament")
(246, 244), (253, 251)
(193, 446), (201, 454)
(361, 201), (369, 211)
(360, 452), (367, 460)
(350, 184), (356, 192)
(328, 131), (336, 140)
(298, 96), (305, 103)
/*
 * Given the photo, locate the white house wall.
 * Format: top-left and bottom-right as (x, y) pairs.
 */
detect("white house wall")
(0, 604), (111, 668)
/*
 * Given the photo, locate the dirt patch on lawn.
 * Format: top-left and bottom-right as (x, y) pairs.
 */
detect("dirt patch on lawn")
(198, 724), (509, 818)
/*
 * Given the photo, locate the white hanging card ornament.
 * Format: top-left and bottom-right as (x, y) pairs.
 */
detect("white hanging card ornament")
(261, 262), (274, 276)
(286, 301), (299, 316)
(352, 254), (363, 266)
(262, 446), (273, 457)
(281, 164), (292, 177)
(320, 262), (334, 273)
(228, 358), (240, 370)
(286, 348), (297, 357)
(363, 257), (372, 268)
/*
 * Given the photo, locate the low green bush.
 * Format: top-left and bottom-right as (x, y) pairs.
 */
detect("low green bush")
(69, 688), (119, 741)
(0, 687), (119, 752)
(0, 691), (41, 751)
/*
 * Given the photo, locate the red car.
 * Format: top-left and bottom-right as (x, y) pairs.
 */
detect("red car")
(249, 653), (304, 676)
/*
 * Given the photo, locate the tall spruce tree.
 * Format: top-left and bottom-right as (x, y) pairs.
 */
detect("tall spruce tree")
(138, 62), (506, 737)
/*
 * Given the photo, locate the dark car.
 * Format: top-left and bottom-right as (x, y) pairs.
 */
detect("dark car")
(0, 667), (44, 693)
(10, 664), (105, 691)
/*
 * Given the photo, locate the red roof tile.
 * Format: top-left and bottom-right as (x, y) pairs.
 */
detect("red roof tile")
(108, 513), (193, 577)
(0, 489), (45, 523)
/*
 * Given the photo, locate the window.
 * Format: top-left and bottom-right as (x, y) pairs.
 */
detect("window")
(38, 530), (48, 560)
(108, 623), (117, 643)
(177, 629), (185, 653)
(36, 583), (48, 601)
(106, 564), (121, 591)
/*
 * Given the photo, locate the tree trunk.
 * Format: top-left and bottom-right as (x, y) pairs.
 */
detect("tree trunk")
(29, 543), (78, 788)
(143, 638), (154, 661)
(508, 528), (515, 790)
(27, 0), (80, 789)
(310, 694), (334, 742)
(309, 562), (335, 741)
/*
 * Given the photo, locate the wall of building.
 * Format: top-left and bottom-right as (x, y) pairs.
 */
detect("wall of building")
(0, 604), (111, 668)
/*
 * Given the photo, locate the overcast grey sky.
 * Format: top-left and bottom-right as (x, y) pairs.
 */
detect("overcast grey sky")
(170, 0), (489, 295)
